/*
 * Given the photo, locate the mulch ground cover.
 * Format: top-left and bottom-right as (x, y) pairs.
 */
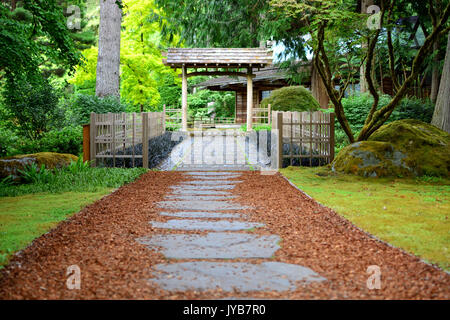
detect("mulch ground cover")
(0, 171), (448, 299)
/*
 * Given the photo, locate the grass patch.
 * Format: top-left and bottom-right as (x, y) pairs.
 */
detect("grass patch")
(280, 166), (450, 271)
(0, 190), (111, 267)
(0, 167), (148, 267)
(0, 167), (148, 197)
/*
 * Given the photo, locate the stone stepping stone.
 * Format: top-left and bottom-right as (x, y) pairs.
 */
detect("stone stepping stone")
(137, 233), (280, 259)
(150, 261), (326, 292)
(171, 185), (235, 190)
(159, 211), (242, 219)
(184, 175), (241, 180)
(150, 219), (263, 231)
(169, 189), (233, 196)
(183, 180), (243, 185)
(185, 172), (241, 176)
(164, 195), (237, 201)
(157, 200), (250, 211)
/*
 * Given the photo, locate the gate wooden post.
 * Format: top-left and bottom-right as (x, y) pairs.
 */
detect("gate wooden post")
(329, 113), (335, 163)
(277, 112), (283, 169)
(83, 124), (90, 162)
(89, 112), (96, 167)
(142, 112), (149, 169)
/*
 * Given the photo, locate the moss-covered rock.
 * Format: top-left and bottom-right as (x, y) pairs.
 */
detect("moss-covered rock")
(332, 120), (450, 177)
(261, 86), (320, 112)
(0, 152), (78, 180)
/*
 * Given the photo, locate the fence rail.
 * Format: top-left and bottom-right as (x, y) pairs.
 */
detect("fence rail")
(252, 104), (271, 125)
(89, 112), (165, 168)
(272, 111), (335, 168)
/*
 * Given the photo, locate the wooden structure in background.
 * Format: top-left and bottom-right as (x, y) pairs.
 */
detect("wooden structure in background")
(272, 111), (335, 168)
(82, 124), (90, 162)
(89, 112), (165, 168)
(163, 48), (273, 131)
(196, 63), (330, 123)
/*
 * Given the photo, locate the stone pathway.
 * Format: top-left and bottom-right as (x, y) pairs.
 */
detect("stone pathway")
(137, 171), (326, 293)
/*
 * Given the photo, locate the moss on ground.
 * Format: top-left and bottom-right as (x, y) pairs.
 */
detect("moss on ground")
(281, 166), (450, 271)
(0, 152), (78, 179)
(0, 189), (111, 267)
(332, 120), (450, 177)
(260, 86), (320, 112)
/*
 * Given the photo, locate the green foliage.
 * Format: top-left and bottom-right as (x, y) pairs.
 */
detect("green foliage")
(66, 94), (127, 126)
(154, 0), (269, 47)
(0, 167), (148, 197)
(17, 163), (54, 184)
(333, 94), (436, 153)
(261, 86), (320, 112)
(0, 128), (20, 157)
(0, 1), (81, 97)
(185, 89), (235, 118)
(16, 127), (83, 156)
(64, 157), (91, 174)
(2, 80), (65, 140)
(157, 73), (181, 108)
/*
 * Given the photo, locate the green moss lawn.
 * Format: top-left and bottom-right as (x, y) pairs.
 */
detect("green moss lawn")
(0, 190), (111, 267)
(281, 167), (450, 271)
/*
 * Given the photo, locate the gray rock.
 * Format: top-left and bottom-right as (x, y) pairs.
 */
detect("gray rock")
(159, 211), (242, 218)
(150, 261), (325, 292)
(169, 189), (233, 196)
(137, 233), (280, 259)
(171, 185), (235, 190)
(150, 219), (263, 231)
(157, 200), (250, 211)
(164, 195), (237, 201)
(183, 180), (243, 185)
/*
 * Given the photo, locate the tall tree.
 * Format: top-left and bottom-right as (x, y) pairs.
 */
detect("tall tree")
(432, 31), (450, 133)
(96, 0), (122, 98)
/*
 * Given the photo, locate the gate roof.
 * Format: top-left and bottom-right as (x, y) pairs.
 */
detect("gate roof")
(163, 48), (273, 69)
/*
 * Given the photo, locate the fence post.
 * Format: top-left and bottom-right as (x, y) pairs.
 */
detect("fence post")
(163, 105), (166, 132)
(89, 113), (96, 167)
(268, 104), (271, 125)
(277, 112), (283, 169)
(142, 112), (149, 169)
(83, 124), (90, 162)
(329, 113), (335, 163)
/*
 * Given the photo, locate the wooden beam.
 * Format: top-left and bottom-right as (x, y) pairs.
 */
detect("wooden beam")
(246, 67), (253, 131)
(181, 65), (188, 131)
(181, 71), (254, 78)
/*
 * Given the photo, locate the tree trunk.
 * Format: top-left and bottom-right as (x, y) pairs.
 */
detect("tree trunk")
(311, 62), (330, 108)
(432, 32), (450, 133)
(96, 0), (122, 98)
(430, 41), (440, 103)
(360, 0), (374, 93)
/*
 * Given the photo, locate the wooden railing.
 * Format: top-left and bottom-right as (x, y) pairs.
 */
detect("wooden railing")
(89, 112), (165, 168)
(272, 111), (335, 168)
(252, 104), (271, 125)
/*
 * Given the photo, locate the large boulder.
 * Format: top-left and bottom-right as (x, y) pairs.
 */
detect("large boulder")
(331, 120), (450, 177)
(0, 152), (78, 180)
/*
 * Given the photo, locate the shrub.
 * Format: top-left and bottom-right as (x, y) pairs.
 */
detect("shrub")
(66, 94), (128, 126)
(3, 80), (65, 140)
(17, 127), (83, 156)
(260, 86), (320, 112)
(0, 128), (20, 157)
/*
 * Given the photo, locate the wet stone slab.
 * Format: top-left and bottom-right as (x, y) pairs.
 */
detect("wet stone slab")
(184, 172), (242, 176)
(137, 233), (280, 259)
(159, 211), (242, 219)
(169, 189), (233, 196)
(164, 195), (237, 201)
(157, 200), (250, 211)
(150, 262), (326, 292)
(171, 185), (235, 190)
(150, 219), (263, 231)
(185, 176), (242, 181)
(183, 180), (243, 185)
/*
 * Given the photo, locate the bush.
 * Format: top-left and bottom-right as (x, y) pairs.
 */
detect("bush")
(17, 127), (83, 156)
(66, 94), (128, 126)
(260, 86), (320, 112)
(3, 80), (65, 140)
(0, 128), (20, 157)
